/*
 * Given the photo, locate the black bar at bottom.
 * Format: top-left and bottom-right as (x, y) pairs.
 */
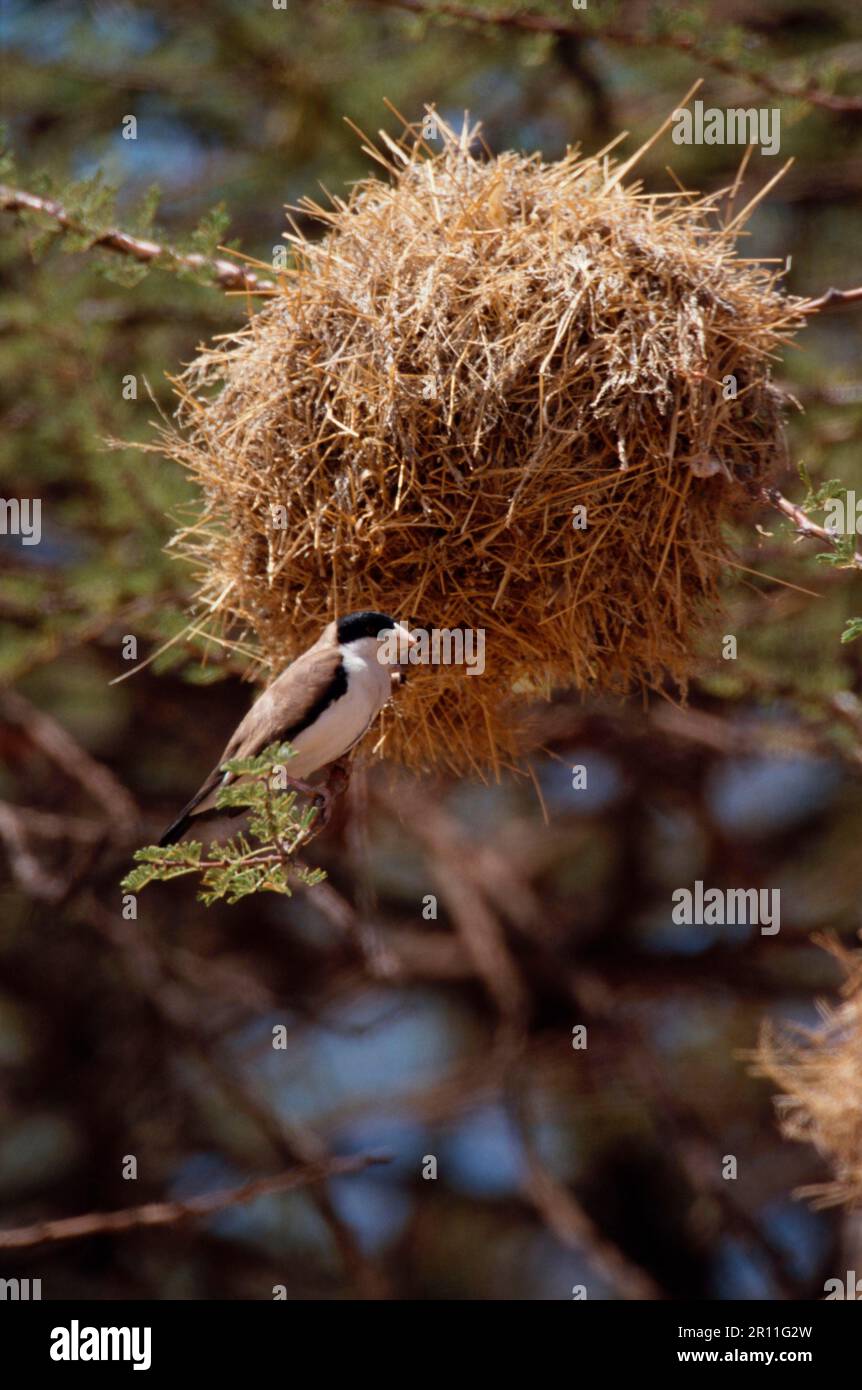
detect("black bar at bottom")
(0, 1298), (856, 1376)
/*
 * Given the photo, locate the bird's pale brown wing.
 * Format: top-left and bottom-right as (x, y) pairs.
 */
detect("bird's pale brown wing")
(158, 639), (344, 845)
(222, 641), (344, 761)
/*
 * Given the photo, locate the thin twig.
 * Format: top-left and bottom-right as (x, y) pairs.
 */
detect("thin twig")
(395, 798), (530, 1025)
(799, 285), (862, 314)
(82, 895), (391, 1299)
(0, 1153), (390, 1249)
(365, 0), (862, 113)
(763, 487), (862, 569)
(506, 1063), (664, 1300)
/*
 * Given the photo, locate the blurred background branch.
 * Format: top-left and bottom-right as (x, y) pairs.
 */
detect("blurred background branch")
(0, 1153), (391, 1250)
(1, 0), (862, 1300)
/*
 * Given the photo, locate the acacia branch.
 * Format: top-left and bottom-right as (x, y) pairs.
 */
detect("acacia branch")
(763, 487), (862, 569)
(799, 285), (862, 314)
(366, 0), (862, 112)
(0, 184), (276, 293)
(4, 181), (862, 317)
(0, 1153), (389, 1249)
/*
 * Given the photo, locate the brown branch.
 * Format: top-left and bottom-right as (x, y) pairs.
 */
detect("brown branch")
(365, 0), (862, 112)
(0, 1153), (390, 1250)
(0, 184), (276, 293)
(0, 802), (69, 901)
(81, 894), (391, 1298)
(506, 1065), (664, 1300)
(395, 798), (530, 1026)
(6, 180), (861, 323)
(0, 802), (104, 843)
(763, 488), (862, 569)
(382, 793), (668, 1299)
(799, 286), (862, 314)
(0, 800), (108, 903)
(0, 690), (140, 837)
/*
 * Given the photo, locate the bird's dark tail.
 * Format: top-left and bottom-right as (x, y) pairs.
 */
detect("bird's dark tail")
(158, 773), (221, 847)
(158, 813), (193, 848)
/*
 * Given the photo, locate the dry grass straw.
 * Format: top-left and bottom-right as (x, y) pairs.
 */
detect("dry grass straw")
(755, 935), (862, 1209)
(158, 107), (804, 775)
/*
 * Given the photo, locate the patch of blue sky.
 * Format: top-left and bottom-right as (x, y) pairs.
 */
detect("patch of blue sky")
(647, 998), (730, 1057)
(540, 747), (624, 815)
(711, 1235), (776, 1299)
(638, 911), (721, 955)
(706, 755), (839, 839)
(762, 995), (831, 1033)
(762, 1198), (831, 1284)
(327, 1172), (412, 1254)
(74, 119), (213, 190)
(236, 992), (465, 1127)
(4, 1), (165, 63)
(440, 1103), (526, 1197)
(3, 1), (78, 61)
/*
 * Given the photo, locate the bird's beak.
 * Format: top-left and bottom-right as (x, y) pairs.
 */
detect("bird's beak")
(394, 622), (417, 647)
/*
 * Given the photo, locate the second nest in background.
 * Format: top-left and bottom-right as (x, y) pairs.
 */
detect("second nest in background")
(161, 112), (803, 775)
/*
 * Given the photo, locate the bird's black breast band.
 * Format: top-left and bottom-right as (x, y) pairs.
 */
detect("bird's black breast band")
(280, 659), (348, 742)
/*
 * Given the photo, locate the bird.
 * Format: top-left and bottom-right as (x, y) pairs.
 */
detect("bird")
(158, 611), (415, 846)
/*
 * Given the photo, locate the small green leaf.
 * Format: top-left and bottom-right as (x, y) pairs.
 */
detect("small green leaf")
(121, 742), (325, 905)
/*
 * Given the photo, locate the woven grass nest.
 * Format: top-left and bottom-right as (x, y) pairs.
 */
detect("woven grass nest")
(162, 112), (804, 776)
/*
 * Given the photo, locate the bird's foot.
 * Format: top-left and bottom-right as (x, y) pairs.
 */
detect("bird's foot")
(285, 760), (350, 832)
(283, 775), (330, 827)
(323, 757), (352, 802)
(284, 775), (322, 800)
(309, 785), (333, 829)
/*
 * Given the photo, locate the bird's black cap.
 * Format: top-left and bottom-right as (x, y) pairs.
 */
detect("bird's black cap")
(336, 610), (398, 644)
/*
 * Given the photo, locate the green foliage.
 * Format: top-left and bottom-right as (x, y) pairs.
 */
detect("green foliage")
(797, 460), (846, 510)
(63, 171), (117, 241)
(122, 743), (326, 905)
(814, 535), (858, 567)
(4, 160), (239, 290)
(794, 464), (859, 571)
(189, 203), (231, 259)
(0, 127), (16, 182)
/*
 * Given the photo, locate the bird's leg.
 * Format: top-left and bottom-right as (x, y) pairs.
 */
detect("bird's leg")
(282, 775), (329, 826)
(310, 758), (352, 831)
(324, 756), (352, 802)
(282, 759), (351, 831)
(283, 775), (322, 800)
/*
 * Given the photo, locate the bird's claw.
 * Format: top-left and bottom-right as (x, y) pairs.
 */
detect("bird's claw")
(285, 758), (350, 832)
(310, 786), (333, 829)
(313, 758), (352, 829)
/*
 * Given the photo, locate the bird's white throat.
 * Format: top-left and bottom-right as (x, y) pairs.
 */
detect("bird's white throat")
(285, 636), (390, 779)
